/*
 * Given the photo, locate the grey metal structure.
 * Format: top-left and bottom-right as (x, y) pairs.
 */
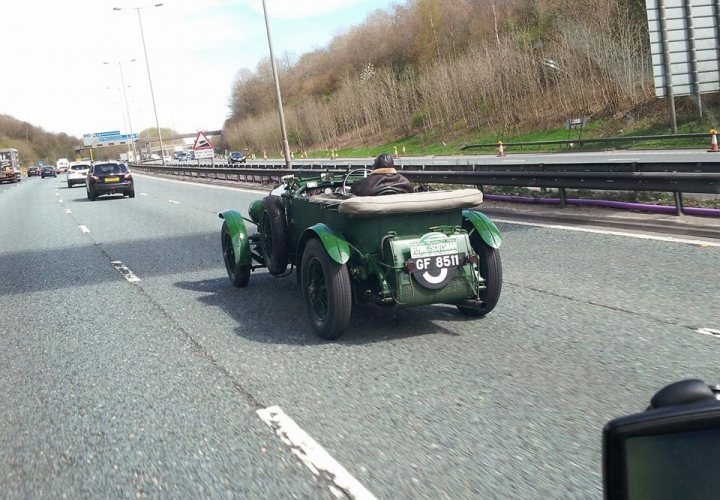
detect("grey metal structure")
(646, 0), (720, 99)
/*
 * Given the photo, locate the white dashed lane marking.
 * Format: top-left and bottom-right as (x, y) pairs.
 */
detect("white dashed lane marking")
(78, 225), (90, 234)
(696, 328), (720, 338)
(168, 200), (180, 204)
(65, 209), (72, 214)
(257, 406), (377, 500)
(111, 261), (141, 283)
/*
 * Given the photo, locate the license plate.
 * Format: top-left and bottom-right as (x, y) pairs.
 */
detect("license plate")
(410, 238), (458, 259)
(408, 253), (463, 271)
(105, 177), (120, 183)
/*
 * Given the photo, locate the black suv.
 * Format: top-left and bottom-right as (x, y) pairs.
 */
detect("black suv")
(228, 151), (246, 164)
(41, 166), (56, 178)
(86, 161), (135, 200)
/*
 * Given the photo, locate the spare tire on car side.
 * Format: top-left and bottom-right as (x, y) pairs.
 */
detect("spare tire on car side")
(259, 196), (289, 275)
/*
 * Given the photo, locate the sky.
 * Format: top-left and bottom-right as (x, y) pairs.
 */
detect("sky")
(1, 0), (393, 139)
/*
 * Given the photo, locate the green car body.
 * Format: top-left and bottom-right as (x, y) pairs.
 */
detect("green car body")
(220, 172), (503, 340)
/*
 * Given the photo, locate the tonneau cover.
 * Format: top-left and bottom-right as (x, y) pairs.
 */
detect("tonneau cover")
(337, 188), (483, 217)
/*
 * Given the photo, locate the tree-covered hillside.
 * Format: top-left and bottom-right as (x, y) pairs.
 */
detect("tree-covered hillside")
(0, 114), (79, 167)
(224, 0), (656, 153)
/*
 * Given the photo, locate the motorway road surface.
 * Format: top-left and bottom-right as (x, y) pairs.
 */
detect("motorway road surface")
(1, 174), (718, 498)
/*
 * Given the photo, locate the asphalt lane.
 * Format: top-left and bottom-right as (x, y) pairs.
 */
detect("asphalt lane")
(0, 177), (329, 498)
(1, 174), (718, 498)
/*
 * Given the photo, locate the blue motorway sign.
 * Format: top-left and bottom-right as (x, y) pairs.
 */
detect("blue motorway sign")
(96, 133), (138, 143)
(82, 132), (138, 147)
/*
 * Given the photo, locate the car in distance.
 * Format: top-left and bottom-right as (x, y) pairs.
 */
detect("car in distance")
(228, 151), (246, 164)
(56, 158), (69, 174)
(86, 161), (135, 200)
(174, 151), (190, 161)
(27, 166), (41, 177)
(66, 161), (91, 188)
(41, 166), (56, 178)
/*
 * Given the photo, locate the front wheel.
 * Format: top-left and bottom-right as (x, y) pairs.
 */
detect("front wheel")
(457, 242), (502, 317)
(301, 239), (352, 340)
(221, 221), (250, 287)
(259, 196), (289, 275)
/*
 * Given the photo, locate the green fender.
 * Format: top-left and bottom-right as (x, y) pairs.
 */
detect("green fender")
(298, 224), (351, 265)
(462, 210), (503, 249)
(218, 210), (252, 267)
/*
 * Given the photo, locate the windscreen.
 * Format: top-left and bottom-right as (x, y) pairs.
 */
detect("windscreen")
(625, 427), (720, 499)
(94, 163), (127, 175)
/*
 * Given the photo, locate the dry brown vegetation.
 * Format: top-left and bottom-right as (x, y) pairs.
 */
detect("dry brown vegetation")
(0, 114), (79, 166)
(223, 0), (652, 153)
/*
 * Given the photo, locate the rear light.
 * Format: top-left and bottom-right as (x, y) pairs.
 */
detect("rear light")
(124, 173), (133, 180)
(90, 175), (99, 181)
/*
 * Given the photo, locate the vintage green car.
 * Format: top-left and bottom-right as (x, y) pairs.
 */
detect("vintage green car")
(219, 171), (503, 340)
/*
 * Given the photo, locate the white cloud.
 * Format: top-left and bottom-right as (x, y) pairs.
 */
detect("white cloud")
(248, 0), (372, 19)
(0, 0), (389, 138)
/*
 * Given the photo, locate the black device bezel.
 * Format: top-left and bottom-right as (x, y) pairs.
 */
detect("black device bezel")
(603, 400), (720, 499)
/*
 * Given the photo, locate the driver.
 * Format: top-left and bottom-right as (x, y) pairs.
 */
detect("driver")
(350, 153), (413, 196)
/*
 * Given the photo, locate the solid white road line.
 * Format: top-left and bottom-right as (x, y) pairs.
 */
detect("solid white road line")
(133, 172), (265, 194)
(257, 406), (377, 500)
(493, 218), (720, 248)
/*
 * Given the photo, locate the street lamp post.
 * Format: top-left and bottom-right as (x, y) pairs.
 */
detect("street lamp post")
(113, 3), (166, 165)
(104, 59), (137, 162)
(261, 0), (292, 168)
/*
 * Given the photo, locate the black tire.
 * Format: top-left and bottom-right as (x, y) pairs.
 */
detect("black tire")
(457, 239), (502, 317)
(221, 221), (250, 287)
(128, 189), (135, 198)
(259, 196), (289, 275)
(67, 182), (72, 188)
(87, 187), (97, 201)
(301, 239), (352, 340)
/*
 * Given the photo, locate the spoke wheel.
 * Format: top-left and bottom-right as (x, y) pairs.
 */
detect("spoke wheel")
(457, 237), (502, 317)
(301, 239), (352, 340)
(221, 221), (250, 287)
(259, 196), (289, 275)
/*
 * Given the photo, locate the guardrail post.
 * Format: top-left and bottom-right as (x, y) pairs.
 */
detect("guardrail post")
(673, 192), (684, 216)
(559, 187), (567, 208)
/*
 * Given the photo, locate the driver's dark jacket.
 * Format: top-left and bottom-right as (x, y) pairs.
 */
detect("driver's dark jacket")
(350, 168), (413, 196)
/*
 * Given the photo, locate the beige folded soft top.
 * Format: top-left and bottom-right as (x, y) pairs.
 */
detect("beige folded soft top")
(336, 188), (483, 217)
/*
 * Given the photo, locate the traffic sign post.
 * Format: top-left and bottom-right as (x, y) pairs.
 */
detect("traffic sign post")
(192, 132), (215, 163)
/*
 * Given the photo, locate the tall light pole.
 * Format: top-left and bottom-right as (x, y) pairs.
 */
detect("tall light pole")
(113, 4), (166, 165)
(261, 0), (292, 168)
(104, 59), (137, 162)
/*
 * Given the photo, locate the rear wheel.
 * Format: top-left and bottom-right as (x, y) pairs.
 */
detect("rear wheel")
(128, 189), (135, 198)
(457, 240), (502, 317)
(259, 196), (289, 275)
(221, 221), (250, 287)
(301, 239), (352, 340)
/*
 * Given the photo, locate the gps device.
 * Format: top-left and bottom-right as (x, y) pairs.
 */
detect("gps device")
(603, 380), (720, 500)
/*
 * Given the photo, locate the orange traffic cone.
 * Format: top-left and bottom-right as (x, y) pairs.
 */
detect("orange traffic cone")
(709, 129), (719, 152)
(497, 141), (505, 157)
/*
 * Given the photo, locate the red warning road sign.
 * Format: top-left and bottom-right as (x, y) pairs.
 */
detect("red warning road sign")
(193, 131), (214, 150)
